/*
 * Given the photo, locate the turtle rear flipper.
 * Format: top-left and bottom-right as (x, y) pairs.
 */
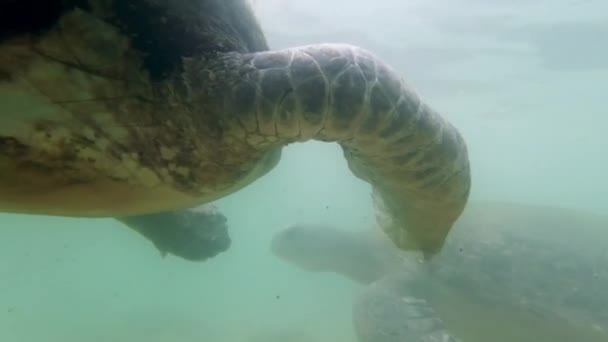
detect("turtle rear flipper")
(353, 275), (461, 342)
(115, 204), (231, 262)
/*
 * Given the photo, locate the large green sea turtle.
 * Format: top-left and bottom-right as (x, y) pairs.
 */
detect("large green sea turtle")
(271, 202), (608, 341)
(0, 0), (470, 260)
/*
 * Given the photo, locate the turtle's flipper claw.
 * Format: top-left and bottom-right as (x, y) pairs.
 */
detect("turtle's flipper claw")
(115, 204), (231, 262)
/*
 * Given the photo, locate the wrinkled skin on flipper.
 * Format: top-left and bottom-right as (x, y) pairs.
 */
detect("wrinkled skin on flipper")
(116, 204), (230, 261)
(211, 44), (471, 255)
(353, 273), (461, 342)
(0, 0), (470, 257)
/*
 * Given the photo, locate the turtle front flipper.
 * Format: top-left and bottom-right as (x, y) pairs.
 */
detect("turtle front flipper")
(353, 275), (461, 342)
(200, 44), (471, 256)
(115, 204), (230, 262)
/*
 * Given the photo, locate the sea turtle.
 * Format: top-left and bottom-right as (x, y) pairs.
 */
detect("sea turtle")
(271, 201), (608, 342)
(0, 0), (470, 260)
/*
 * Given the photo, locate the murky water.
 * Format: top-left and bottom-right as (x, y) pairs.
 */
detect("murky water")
(1, 0), (607, 341)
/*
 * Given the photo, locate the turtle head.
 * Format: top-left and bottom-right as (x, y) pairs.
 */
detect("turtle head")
(270, 224), (342, 272)
(270, 223), (398, 284)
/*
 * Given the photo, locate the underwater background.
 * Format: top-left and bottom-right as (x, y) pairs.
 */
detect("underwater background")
(1, 0), (606, 341)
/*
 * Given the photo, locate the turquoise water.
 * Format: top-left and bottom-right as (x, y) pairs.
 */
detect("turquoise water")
(2, 0), (608, 341)
(1, 143), (368, 341)
(0, 143), (373, 342)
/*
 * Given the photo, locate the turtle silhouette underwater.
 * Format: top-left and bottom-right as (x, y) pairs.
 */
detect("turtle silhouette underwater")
(271, 202), (608, 342)
(0, 0), (470, 261)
